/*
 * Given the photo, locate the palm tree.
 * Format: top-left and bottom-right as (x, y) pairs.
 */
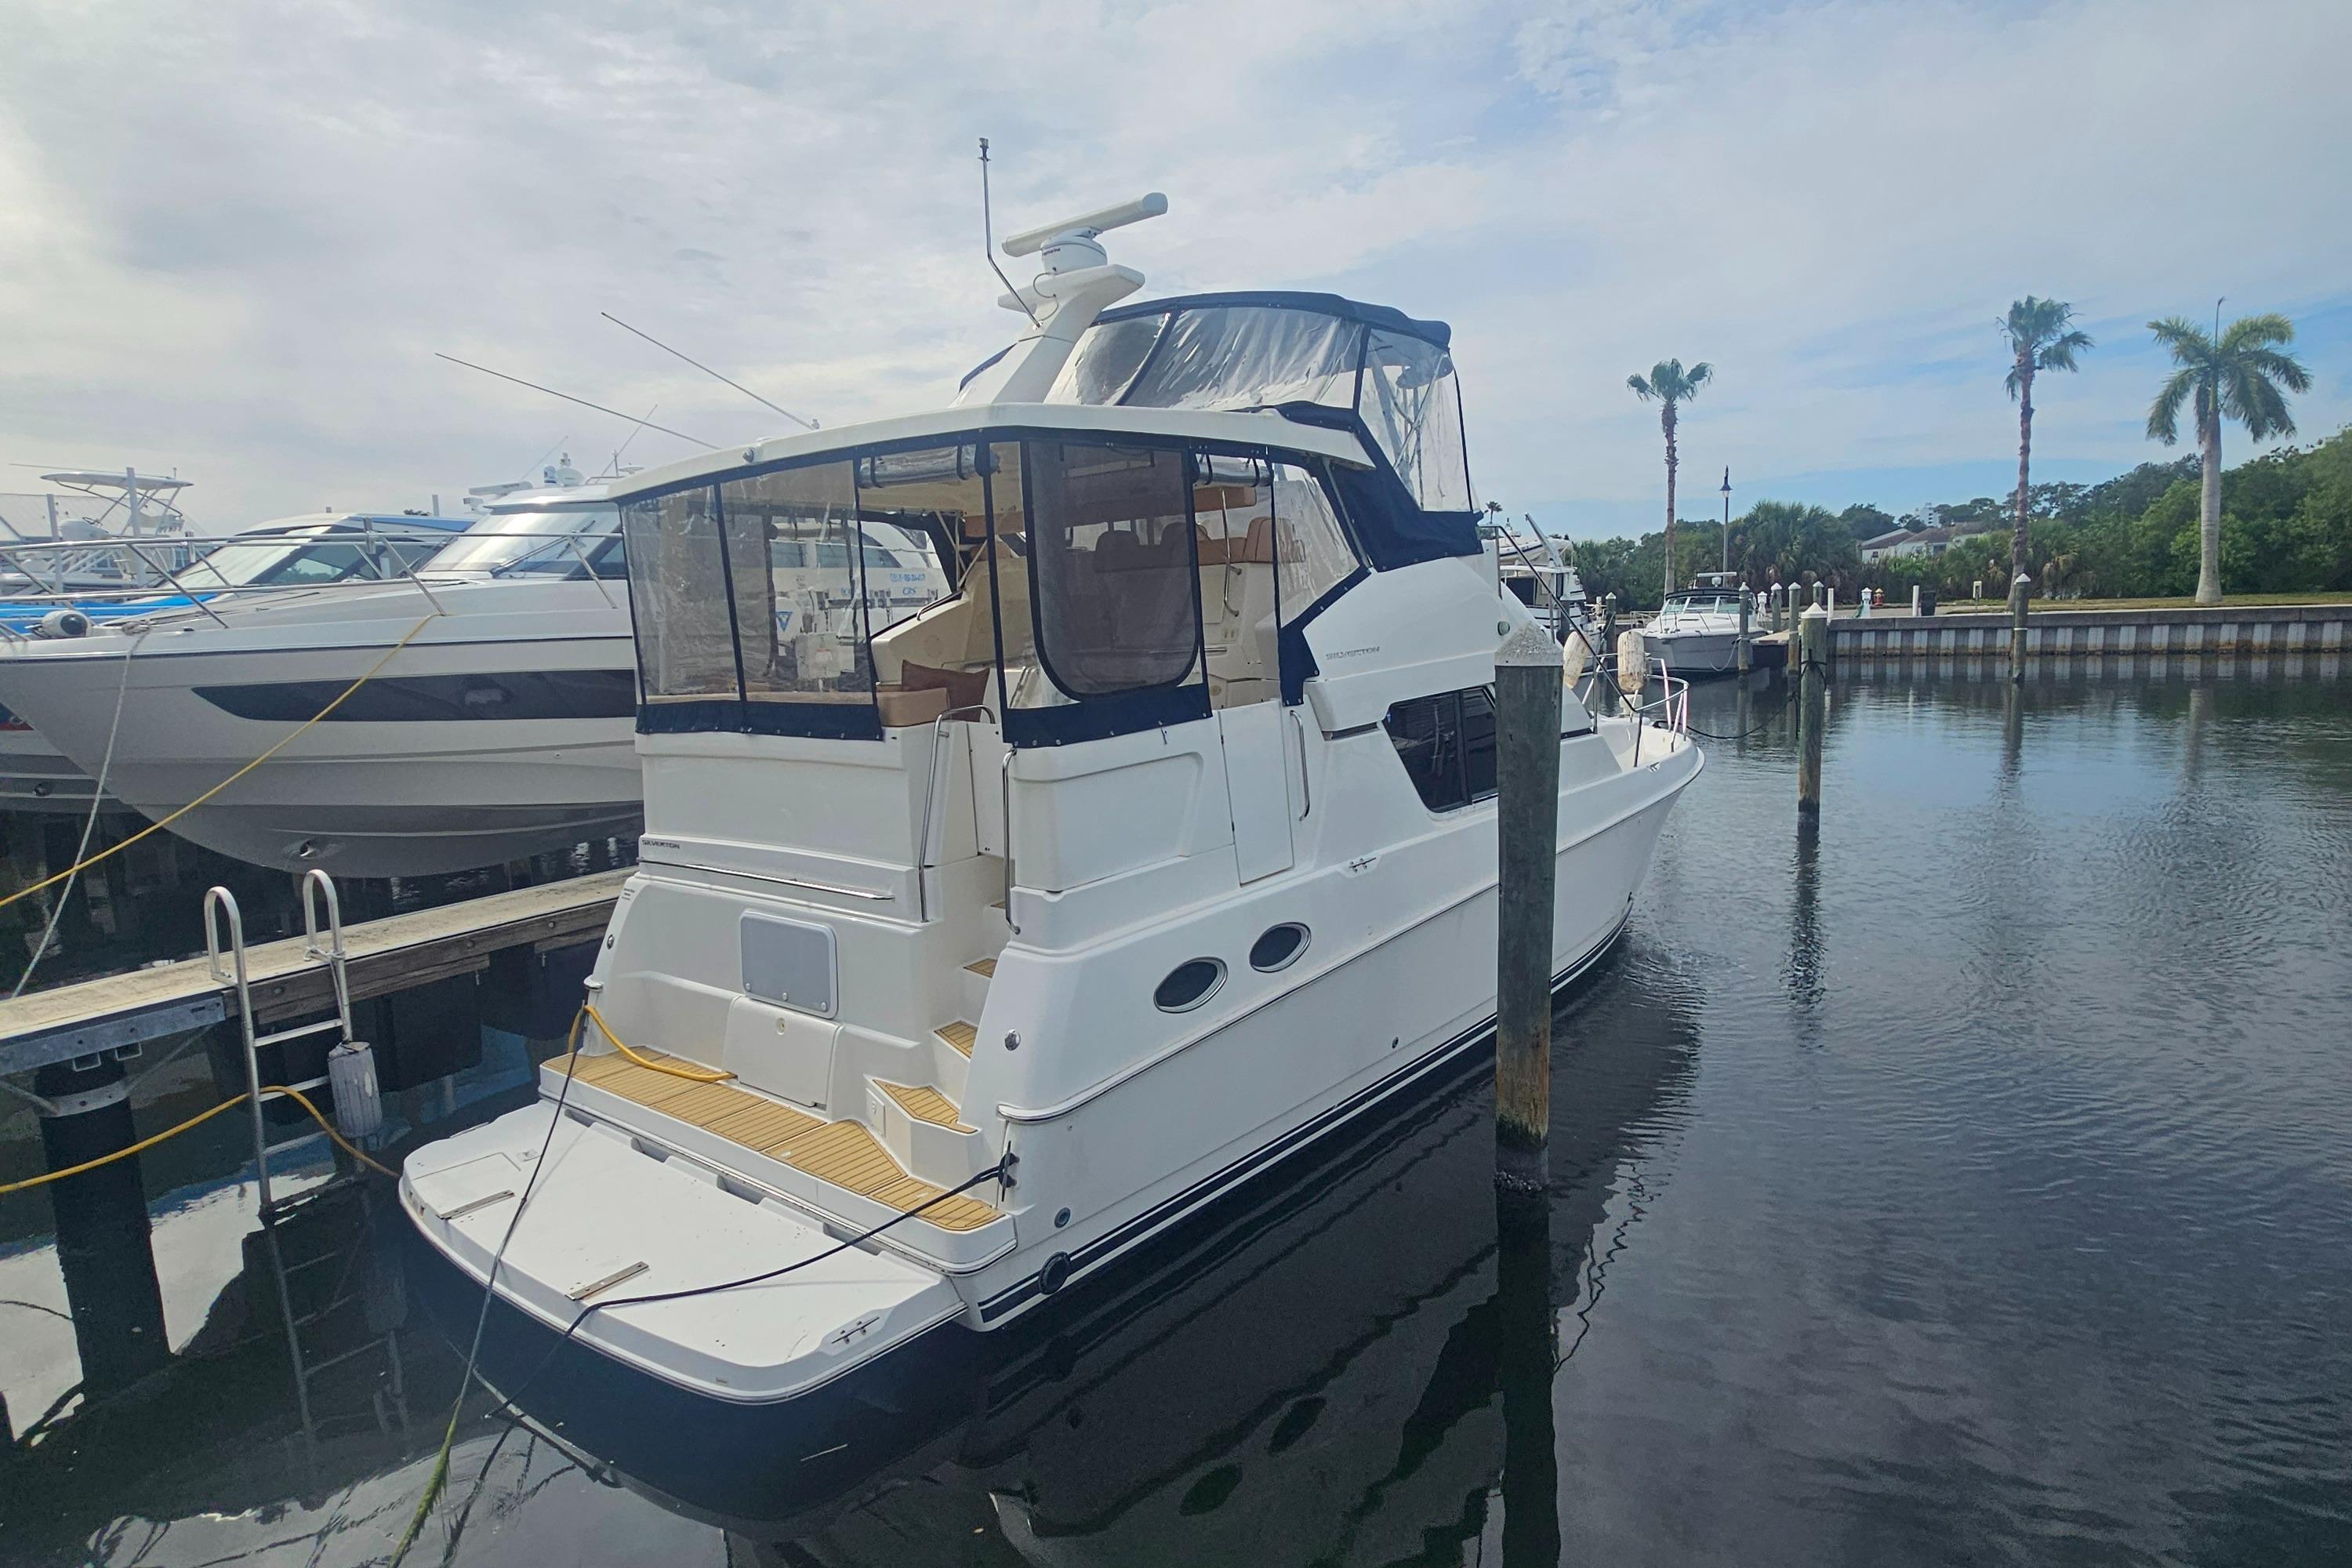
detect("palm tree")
(2146, 310), (2311, 604)
(1627, 359), (1711, 601)
(2000, 297), (2092, 591)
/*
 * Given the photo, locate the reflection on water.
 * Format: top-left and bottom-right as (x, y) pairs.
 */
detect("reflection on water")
(7, 659), (2352, 1566)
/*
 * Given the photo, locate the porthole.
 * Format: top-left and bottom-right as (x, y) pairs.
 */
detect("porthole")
(1249, 922), (1310, 973)
(1153, 958), (1226, 1013)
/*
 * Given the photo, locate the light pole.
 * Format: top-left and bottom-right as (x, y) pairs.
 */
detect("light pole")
(1719, 466), (1732, 575)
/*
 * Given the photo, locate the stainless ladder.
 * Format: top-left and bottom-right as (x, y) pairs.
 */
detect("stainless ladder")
(205, 869), (406, 1443)
(204, 868), (359, 1213)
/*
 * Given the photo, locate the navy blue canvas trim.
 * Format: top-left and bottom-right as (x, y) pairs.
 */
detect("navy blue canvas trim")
(637, 698), (740, 735)
(978, 906), (1632, 1322)
(1003, 683), (1209, 748)
(739, 699), (882, 741)
(1094, 291), (1451, 350)
(1271, 404), (1479, 571)
(956, 343), (1012, 391)
(1278, 565), (1366, 705)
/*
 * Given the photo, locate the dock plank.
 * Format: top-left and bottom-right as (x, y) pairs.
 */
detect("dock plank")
(0, 869), (631, 1076)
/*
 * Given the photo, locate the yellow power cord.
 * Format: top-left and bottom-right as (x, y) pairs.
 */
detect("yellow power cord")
(0, 1082), (394, 1197)
(581, 1003), (732, 1083)
(0, 611), (441, 915)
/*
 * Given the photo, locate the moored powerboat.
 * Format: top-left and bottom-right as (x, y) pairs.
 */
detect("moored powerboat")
(0, 486), (638, 873)
(401, 192), (1702, 1420)
(1645, 572), (1755, 677)
(0, 510), (472, 813)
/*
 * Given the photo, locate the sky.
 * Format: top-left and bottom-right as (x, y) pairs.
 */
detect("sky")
(2, 0), (2347, 542)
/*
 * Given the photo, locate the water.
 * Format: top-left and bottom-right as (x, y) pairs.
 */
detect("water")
(4, 659), (2349, 1566)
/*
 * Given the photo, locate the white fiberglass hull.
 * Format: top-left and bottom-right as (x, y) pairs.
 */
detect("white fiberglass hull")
(0, 583), (640, 877)
(401, 713), (1700, 1407)
(0, 723), (105, 812)
(1649, 627), (1743, 676)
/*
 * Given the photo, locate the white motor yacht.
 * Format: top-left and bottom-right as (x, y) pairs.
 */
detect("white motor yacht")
(0, 510), (470, 813)
(1645, 572), (1755, 677)
(401, 194), (1702, 1417)
(0, 486), (640, 873)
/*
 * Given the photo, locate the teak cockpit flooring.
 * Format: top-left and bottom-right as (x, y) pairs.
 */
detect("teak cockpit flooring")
(549, 1049), (999, 1232)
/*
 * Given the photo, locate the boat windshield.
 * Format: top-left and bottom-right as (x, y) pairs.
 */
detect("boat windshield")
(425, 504), (624, 577)
(169, 527), (448, 592)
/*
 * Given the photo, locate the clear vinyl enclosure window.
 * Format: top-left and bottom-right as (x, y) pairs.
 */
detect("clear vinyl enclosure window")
(622, 487), (739, 704)
(1025, 441), (1200, 698)
(1359, 329), (1472, 512)
(719, 461), (874, 705)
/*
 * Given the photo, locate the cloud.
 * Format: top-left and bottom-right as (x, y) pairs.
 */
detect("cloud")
(0, 0), (2344, 533)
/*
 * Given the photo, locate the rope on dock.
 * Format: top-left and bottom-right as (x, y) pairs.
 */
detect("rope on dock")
(0, 1082), (394, 1197)
(0, 612), (441, 916)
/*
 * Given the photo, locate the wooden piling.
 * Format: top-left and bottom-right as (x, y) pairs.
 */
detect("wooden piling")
(1494, 622), (1562, 1197)
(1737, 592), (1751, 674)
(34, 1058), (169, 1393)
(1798, 605), (1827, 817)
(2009, 572), (2031, 684)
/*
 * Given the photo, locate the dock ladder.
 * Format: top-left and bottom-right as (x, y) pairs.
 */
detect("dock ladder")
(203, 870), (408, 1443)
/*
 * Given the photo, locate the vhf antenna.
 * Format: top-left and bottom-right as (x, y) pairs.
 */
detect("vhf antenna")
(435, 354), (717, 448)
(980, 138), (1042, 328)
(601, 312), (817, 430)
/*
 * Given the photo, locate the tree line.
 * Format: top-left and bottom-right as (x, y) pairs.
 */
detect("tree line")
(1567, 423), (2352, 612)
(1605, 299), (2317, 609)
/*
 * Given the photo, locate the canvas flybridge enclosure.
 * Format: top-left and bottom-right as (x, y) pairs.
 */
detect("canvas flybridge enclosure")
(1032, 292), (1476, 568)
(626, 430), (1359, 745)
(621, 293), (1479, 746)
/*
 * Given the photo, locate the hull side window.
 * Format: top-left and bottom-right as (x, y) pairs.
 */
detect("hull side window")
(1383, 687), (1499, 813)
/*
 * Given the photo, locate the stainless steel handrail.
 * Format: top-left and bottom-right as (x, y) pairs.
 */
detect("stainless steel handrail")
(299, 869), (354, 1048)
(1000, 749), (1019, 935)
(1290, 706), (1312, 818)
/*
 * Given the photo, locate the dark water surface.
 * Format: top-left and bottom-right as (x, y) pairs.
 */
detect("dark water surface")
(4, 659), (2349, 1566)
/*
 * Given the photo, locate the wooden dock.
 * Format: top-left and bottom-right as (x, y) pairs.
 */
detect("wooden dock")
(0, 869), (631, 1078)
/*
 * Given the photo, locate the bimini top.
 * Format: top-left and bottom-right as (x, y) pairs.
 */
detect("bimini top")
(1034, 291), (1476, 568)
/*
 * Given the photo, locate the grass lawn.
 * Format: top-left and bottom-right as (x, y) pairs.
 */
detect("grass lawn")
(1930, 592), (2352, 613)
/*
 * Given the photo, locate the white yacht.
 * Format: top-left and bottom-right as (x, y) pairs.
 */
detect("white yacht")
(1644, 572), (1755, 677)
(0, 486), (639, 873)
(0, 510), (470, 813)
(401, 194), (1702, 1414)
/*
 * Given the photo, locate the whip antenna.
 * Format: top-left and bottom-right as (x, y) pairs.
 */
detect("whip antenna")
(980, 138), (1042, 328)
(601, 313), (817, 430)
(434, 354), (717, 448)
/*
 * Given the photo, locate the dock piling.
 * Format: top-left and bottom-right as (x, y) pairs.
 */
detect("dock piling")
(1494, 622), (1562, 1200)
(1798, 605), (1828, 817)
(2009, 572), (2031, 684)
(1737, 592), (1751, 675)
(34, 1056), (169, 1394)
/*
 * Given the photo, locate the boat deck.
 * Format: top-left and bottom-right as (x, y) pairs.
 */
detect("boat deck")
(548, 1049), (1000, 1232)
